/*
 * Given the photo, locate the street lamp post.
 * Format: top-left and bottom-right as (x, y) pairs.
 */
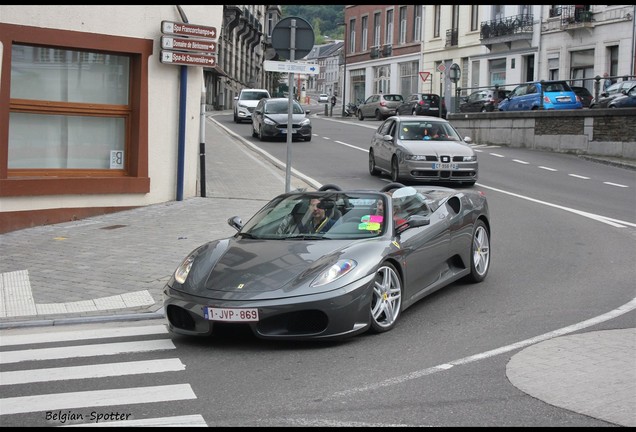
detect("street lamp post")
(340, 21), (347, 117)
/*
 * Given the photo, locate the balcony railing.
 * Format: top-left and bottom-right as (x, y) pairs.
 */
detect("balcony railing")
(561, 6), (594, 29)
(480, 14), (533, 39)
(445, 28), (458, 47)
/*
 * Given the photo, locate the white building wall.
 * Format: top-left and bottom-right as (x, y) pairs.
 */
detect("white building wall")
(0, 5), (222, 213)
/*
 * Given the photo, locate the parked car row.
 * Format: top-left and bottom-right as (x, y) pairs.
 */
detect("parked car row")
(589, 80), (636, 108)
(459, 89), (511, 113)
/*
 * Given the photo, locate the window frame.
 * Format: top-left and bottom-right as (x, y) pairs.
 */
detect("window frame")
(0, 22), (152, 197)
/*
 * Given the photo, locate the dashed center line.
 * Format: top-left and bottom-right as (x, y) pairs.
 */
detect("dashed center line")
(568, 174), (590, 179)
(538, 166), (558, 171)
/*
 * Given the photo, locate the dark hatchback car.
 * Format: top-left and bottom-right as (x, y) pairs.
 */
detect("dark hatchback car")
(396, 93), (447, 118)
(607, 84), (636, 108)
(251, 97), (312, 142)
(571, 86), (594, 108)
(590, 80), (636, 109)
(459, 89), (511, 113)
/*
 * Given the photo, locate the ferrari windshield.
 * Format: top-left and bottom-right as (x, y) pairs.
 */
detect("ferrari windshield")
(240, 192), (389, 239)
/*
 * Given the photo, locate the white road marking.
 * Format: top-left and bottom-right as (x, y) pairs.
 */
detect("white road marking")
(568, 173), (590, 179)
(0, 358), (185, 385)
(478, 183), (636, 228)
(490, 153), (505, 157)
(0, 324), (168, 346)
(327, 298), (636, 400)
(335, 140), (367, 151)
(64, 414), (208, 427)
(538, 166), (558, 171)
(512, 159), (530, 164)
(0, 384), (196, 415)
(604, 182), (629, 188)
(1, 339), (175, 364)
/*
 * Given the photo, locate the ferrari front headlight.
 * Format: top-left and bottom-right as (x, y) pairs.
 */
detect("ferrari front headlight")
(174, 255), (195, 284)
(310, 259), (357, 287)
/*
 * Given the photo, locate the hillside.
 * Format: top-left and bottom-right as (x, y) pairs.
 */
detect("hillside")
(281, 5), (345, 43)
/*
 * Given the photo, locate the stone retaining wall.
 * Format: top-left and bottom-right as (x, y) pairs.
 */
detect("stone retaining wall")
(447, 109), (636, 160)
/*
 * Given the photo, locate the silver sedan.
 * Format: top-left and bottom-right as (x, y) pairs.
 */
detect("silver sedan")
(368, 116), (478, 186)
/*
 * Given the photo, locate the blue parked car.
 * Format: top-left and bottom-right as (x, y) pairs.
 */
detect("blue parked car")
(608, 84), (636, 108)
(498, 80), (582, 111)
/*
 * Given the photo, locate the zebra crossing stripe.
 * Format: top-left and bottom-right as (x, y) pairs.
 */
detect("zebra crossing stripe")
(63, 414), (208, 427)
(1, 339), (175, 364)
(0, 383), (197, 415)
(0, 324), (168, 346)
(0, 358), (186, 385)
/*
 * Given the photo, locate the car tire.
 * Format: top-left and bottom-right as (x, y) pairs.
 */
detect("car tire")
(390, 157), (400, 182)
(369, 262), (402, 333)
(480, 107), (487, 113)
(252, 126), (258, 138)
(234, 113), (240, 123)
(305, 134), (312, 142)
(464, 220), (490, 283)
(463, 181), (476, 187)
(375, 110), (382, 121)
(258, 127), (266, 142)
(412, 109), (417, 116)
(358, 110), (364, 121)
(369, 150), (380, 176)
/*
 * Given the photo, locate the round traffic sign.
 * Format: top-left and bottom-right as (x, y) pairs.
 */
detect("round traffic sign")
(271, 16), (315, 61)
(449, 63), (461, 83)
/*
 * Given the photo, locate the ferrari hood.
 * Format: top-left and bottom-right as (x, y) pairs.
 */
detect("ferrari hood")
(184, 238), (375, 297)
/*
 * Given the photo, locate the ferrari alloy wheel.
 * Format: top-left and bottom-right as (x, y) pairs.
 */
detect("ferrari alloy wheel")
(369, 150), (380, 176)
(390, 157), (400, 182)
(370, 262), (402, 333)
(466, 220), (490, 283)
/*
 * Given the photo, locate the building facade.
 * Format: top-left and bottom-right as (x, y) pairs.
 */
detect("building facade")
(2, 5), (635, 233)
(0, 5), (280, 234)
(341, 5), (636, 111)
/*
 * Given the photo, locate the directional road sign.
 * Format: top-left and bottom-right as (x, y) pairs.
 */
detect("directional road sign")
(161, 36), (216, 54)
(160, 50), (216, 67)
(161, 21), (216, 40)
(263, 60), (319, 75)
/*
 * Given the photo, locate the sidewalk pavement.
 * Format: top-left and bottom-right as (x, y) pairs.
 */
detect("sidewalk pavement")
(0, 109), (634, 427)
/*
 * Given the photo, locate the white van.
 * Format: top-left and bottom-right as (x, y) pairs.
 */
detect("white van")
(234, 88), (271, 123)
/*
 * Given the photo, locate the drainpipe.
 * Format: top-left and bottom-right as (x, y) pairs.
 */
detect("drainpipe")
(175, 5), (188, 201)
(632, 5), (636, 75)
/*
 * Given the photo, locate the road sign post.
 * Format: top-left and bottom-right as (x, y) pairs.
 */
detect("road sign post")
(271, 16), (315, 193)
(159, 20), (218, 201)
